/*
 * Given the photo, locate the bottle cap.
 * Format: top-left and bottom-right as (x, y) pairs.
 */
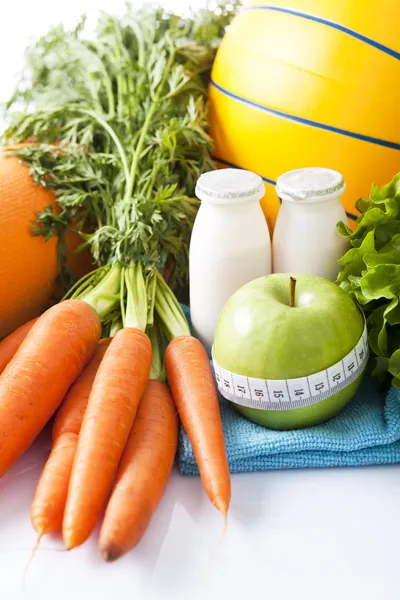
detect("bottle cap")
(195, 168), (265, 205)
(276, 168), (345, 202)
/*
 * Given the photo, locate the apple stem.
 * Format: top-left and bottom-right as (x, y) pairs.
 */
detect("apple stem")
(289, 277), (296, 308)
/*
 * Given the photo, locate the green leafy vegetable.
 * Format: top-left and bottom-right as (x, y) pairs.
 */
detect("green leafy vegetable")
(337, 173), (400, 386)
(3, 2), (238, 350)
(4, 2), (238, 288)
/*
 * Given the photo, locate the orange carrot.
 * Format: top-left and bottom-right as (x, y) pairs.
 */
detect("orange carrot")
(164, 336), (231, 517)
(31, 338), (111, 535)
(0, 317), (38, 375)
(99, 380), (178, 561)
(63, 327), (152, 550)
(52, 339), (111, 441)
(0, 300), (101, 478)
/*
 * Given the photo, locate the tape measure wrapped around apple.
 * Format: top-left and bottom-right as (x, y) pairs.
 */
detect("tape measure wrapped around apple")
(212, 274), (368, 430)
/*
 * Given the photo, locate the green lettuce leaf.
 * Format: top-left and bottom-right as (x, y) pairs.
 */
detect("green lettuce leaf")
(337, 173), (400, 385)
(361, 264), (400, 301)
(389, 349), (400, 387)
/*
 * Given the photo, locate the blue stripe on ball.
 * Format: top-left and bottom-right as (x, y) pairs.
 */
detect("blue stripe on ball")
(241, 5), (400, 61)
(210, 80), (400, 151)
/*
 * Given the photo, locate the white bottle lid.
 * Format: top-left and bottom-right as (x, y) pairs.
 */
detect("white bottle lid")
(195, 168), (265, 205)
(276, 167), (345, 202)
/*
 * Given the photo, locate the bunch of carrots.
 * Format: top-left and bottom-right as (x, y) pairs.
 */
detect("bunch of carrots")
(0, 2), (234, 562)
(0, 298), (230, 561)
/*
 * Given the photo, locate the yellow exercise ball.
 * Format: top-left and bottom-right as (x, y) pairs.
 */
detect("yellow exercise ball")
(210, 0), (400, 232)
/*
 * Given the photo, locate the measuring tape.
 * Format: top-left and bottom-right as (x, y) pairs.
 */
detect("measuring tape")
(212, 323), (369, 411)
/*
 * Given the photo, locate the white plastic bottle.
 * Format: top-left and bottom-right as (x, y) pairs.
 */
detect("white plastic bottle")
(272, 168), (350, 281)
(190, 168), (271, 353)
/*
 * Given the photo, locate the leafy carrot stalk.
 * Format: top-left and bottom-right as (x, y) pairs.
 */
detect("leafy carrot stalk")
(99, 378), (178, 561)
(0, 317), (38, 375)
(0, 300), (101, 478)
(63, 327), (152, 550)
(157, 276), (231, 518)
(31, 338), (111, 536)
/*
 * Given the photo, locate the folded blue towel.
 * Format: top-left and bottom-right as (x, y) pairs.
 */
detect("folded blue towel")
(178, 308), (400, 474)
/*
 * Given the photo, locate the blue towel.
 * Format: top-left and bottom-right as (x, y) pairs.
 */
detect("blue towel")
(178, 307), (400, 474)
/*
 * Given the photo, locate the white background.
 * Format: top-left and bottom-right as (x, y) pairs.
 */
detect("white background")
(0, 0), (211, 127)
(2, 432), (400, 600)
(1, 2), (400, 599)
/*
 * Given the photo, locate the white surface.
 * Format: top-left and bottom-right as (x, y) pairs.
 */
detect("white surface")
(2, 429), (400, 600)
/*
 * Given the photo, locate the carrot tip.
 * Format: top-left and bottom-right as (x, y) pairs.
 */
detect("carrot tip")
(64, 540), (74, 551)
(222, 512), (228, 534)
(22, 531), (44, 586)
(31, 520), (44, 535)
(64, 531), (82, 551)
(100, 545), (121, 562)
(214, 496), (229, 518)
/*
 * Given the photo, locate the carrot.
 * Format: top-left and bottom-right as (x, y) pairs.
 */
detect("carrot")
(31, 434), (77, 539)
(0, 317), (37, 375)
(0, 299), (101, 478)
(99, 379), (178, 561)
(63, 327), (152, 550)
(52, 339), (111, 441)
(164, 336), (231, 517)
(31, 338), (111, 535)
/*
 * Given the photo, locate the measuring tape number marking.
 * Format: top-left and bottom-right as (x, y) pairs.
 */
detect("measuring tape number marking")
(212, 324), (369, 411)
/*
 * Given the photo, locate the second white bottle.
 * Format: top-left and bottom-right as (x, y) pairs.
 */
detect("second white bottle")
(190, 168), (272, 353)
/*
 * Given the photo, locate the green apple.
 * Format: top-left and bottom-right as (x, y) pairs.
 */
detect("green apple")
(213, 273), (366, 430)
